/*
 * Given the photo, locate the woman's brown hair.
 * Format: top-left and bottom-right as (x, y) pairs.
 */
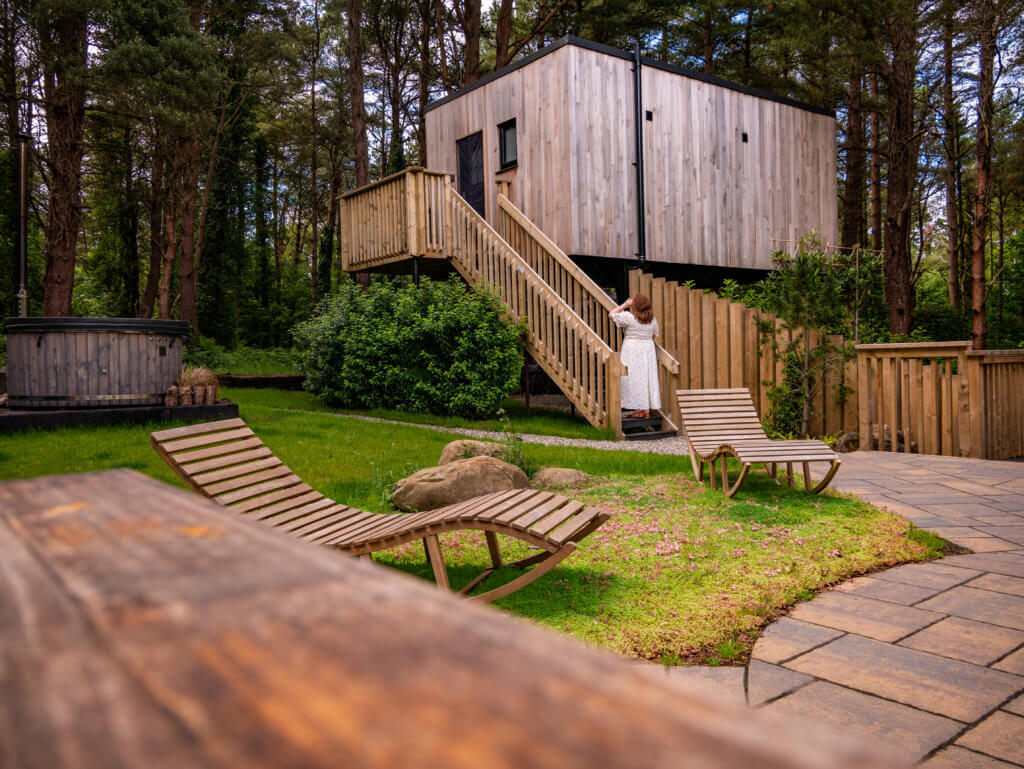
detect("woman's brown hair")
(632, 294), (653, 324)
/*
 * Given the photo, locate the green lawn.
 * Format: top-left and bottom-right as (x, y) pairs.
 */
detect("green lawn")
(0, 389), (943, 664)
(222, 387), (616, 440)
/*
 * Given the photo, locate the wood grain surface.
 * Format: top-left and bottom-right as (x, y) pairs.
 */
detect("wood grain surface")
(0, 469), (900, 769)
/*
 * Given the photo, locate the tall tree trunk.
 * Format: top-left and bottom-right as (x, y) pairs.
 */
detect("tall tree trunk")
(417, 0), (433, 162)
(868, 74), (882, 251)
(703, 12), (714, 74)
(37, 7), (88, 316)
(462, 0), (481, 84)
(841, 71), (866, 249)
(139, 131), (164, 318)
(495, 0), (513, 69)
(942, 10), (962, 308)
(158, 169), (179, 320)
(254, 132), (270, 343)
(882, 0), (919, 337)
(347, 0), (369, 186)
(2, 0), (19, 318)
(970, 0), (995, 349)
(175, 134), (202, 335)
(120, 126), (139, 316)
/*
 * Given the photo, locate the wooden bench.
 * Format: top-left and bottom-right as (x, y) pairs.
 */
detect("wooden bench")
(151, 418), (610, 602)
(678, 388), (841, 497)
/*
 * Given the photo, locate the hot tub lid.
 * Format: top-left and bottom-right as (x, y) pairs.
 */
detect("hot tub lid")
(3, 317), (190, 335)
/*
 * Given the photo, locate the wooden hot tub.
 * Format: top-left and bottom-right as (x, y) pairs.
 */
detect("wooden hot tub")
(3, 317), (188, 409)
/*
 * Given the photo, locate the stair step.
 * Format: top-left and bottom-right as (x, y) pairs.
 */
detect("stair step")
(621, 415), (663, 431)
(624, 429), (677, 441)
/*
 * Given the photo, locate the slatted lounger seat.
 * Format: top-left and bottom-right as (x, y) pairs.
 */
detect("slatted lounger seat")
(677, 388), (841, 498)
(151, 418), (610, 602)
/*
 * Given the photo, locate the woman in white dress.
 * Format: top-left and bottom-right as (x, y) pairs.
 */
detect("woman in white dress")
(609, 294), (660, 418)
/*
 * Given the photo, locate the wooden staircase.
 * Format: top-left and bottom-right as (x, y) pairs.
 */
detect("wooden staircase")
(339, 167), (681, 439)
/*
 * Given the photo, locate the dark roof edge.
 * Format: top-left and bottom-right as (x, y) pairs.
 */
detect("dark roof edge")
(424, 35), (835, 119)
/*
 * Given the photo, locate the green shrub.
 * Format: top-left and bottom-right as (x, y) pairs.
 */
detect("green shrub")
(0, 334), (6, 370)
(294, 276), (524, 419)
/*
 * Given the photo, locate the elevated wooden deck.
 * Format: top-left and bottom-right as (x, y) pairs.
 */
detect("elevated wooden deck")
(339, 168), (680, 437)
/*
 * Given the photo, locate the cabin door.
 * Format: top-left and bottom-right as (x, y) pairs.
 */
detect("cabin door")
(456, 132), (485, 217)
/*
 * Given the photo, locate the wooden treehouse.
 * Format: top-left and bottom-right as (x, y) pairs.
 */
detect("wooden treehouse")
(339, 37), (838, 440)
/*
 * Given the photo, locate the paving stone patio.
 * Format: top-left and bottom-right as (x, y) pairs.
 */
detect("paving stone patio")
(657, 451), (1024, 767)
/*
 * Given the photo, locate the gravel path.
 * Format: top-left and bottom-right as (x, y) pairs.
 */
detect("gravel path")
(273, 407), (690, 455)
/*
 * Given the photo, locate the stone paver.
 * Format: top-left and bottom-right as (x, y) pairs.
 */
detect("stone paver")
(956, 711), (1024, 765)
(785, 633), (1024, 722)
(994, 648), (1024, 676)
(1005, 693), (1024, 717)
(663, 665), (747, 705)
(762, 681), (963, 762)
(870, 561), (981, 590)
(833, 575), (941, 605)
(787, 591), (944, 642)
(916, 586), (1024, 631)
(922, 746), (1022, 768)
(749, 616), (845, 664)
(746, 660), (813, 706)
(757, 451), (1024, 767)
(898, 617), (1024, 666)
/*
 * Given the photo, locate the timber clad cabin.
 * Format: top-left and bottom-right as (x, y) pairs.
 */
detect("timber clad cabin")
(338, 36), (839, 437)
(425, 36), (838, 278)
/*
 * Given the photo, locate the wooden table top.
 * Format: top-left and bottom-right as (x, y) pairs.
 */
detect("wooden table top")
(0, 469), (899, 769)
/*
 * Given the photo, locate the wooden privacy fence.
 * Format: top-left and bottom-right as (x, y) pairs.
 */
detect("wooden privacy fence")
(858, 342), (1024, 460)
(629, 270), (857, 438)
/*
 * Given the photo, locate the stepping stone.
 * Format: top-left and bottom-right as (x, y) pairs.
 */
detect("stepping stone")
(785, 634), (1024, 722)
(956, 711), (1024, 766)
(750, 617), (845, 664)
(921, 745), (1022, 768)
(832, 576), (940, 605)
(977, 525), (1024, 547)
(994, 648), (1024, 676)
(953, 537), (1022, 553)
(871, 562), (980, 590)
(970, 573), (1024, 597)
(787, 592), (943, 642)
(898, 617), (1024, 666)
(1005, 693), (1024, 717)
(941, 479), (1015, 496)
(763, 681), (962, 762)
(746, 660), (812, 706)
(940, 552), (1024, 579)
(916, 586), (1024, 631)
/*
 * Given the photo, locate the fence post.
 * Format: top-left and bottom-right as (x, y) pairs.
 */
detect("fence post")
(607, 353), (623, 438)
(967, 354), (986, 459)
(857, 349), (870, 450)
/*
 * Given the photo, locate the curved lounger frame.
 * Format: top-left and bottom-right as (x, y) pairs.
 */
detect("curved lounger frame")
(677, 388), (841, 498)
(151, 419), (609, 603)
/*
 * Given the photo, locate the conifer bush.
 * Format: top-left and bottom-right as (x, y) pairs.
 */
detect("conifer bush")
(293, 276), (524, 419)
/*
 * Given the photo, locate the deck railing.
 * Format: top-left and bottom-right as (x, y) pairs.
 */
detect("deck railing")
(498, 195), (680, 430)
(857, 342), (1024, 459)
(339, 167), (448, 271)
(446, 187), (624, 434)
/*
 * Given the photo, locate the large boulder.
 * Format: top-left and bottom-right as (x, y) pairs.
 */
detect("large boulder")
(439, 439), (506, 465)
(532, 467), (591, 489)
(391, 456), (529, 512)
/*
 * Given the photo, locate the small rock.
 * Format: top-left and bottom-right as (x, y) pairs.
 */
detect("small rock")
(392, 455), (529, 512)
(835, 432), (859, 453)
(438, 439), (506, 465)
(532, 467), (591, 489)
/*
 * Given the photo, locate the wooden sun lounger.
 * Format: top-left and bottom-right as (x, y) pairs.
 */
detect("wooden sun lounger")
(677, 388), (841, 498)
(151, 418), (610, 602)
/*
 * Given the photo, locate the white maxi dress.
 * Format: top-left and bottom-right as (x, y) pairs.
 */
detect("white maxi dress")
(612, 311), (661, 411)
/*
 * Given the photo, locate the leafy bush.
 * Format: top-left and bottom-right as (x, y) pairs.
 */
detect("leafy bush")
(294, 276), (524, 419)
(0, 334), (6, 370)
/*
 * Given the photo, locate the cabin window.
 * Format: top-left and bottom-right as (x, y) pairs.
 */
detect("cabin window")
(498, 119), (517, 170)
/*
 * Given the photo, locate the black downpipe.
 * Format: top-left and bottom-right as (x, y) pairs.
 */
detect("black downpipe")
(17, 132), (29, 317)
(632, 42), (646, 265)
